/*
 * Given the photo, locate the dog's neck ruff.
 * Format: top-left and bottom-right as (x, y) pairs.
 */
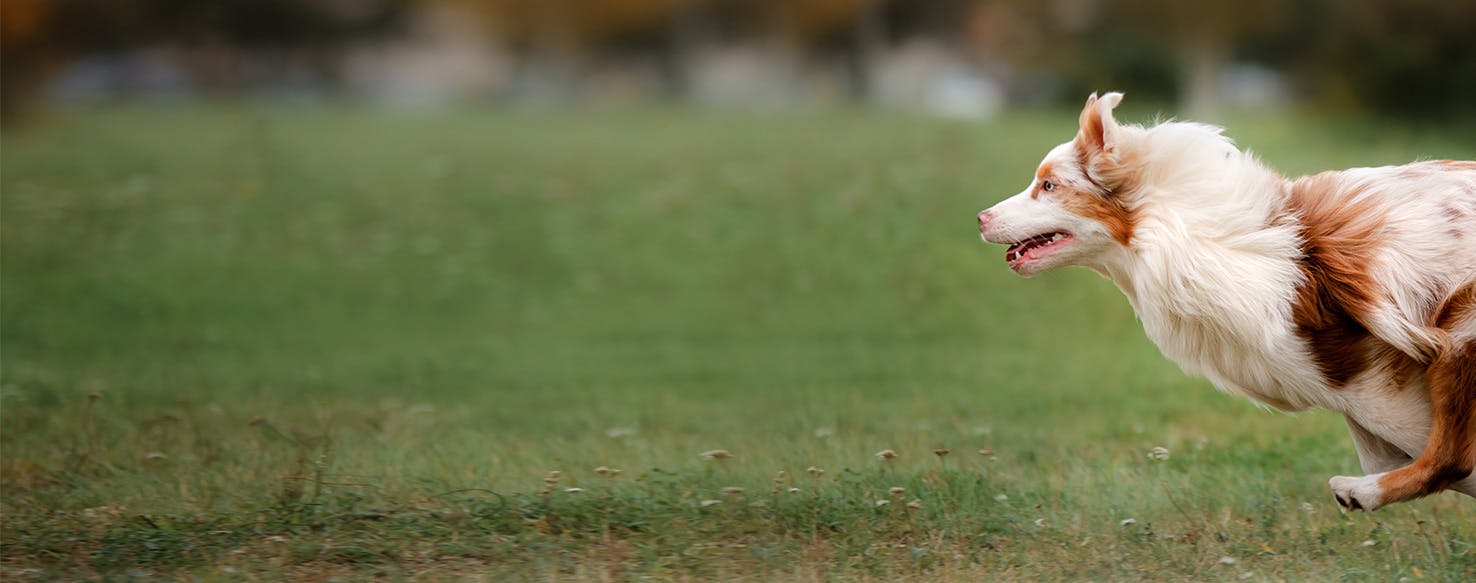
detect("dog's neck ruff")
(1090, 132), (1335, 411)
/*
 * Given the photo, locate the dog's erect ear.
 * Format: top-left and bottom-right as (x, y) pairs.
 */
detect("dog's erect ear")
(1075, 92), (1124, 157)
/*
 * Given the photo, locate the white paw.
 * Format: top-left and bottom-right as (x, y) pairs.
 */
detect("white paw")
(1329, 474), (1386, 512)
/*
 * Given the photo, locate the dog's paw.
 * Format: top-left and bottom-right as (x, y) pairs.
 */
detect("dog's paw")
(1329, 474), (1386, 513)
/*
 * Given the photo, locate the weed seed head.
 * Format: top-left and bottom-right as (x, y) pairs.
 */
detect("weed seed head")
(933, 448), (950, 458)
(875, 449), (898, 461)
(700, 449), (733, 460)
(806, 466), (825, 478)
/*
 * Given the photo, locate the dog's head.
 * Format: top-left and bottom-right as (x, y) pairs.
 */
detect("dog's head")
(978, 92), (1140, 277)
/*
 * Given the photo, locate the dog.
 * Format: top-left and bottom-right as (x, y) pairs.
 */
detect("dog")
(977, 92), (1475, 511)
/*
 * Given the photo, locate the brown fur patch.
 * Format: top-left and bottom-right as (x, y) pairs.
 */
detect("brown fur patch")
(1377, 339), (1476, 500)
(1284, 174), (1387, 387)
(1435, 159), (1476, 171)
(1075, 94), (1104, 154)
(1373, 281), (1476, 503)
(1058, 186), (1136, 246)
(1434, 283), (1476, 330)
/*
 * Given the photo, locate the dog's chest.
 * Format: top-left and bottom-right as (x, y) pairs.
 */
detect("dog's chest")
(1137, 307), (1330, 411)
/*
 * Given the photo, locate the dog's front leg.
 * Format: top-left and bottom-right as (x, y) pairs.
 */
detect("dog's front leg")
(1344, 416), (1412, 474)
(1330, 341), (1476, 511)
(1329, 416), (1414, 511)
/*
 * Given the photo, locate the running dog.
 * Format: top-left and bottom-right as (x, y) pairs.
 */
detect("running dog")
(977, 92), (1475, 511)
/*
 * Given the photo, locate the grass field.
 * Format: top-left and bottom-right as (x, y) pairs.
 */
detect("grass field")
(3, 105), (1474, 580)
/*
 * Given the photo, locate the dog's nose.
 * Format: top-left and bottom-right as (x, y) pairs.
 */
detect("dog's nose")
(977, 210), (993, 231)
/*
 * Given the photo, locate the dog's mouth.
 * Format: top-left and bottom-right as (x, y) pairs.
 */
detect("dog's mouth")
(1005, 231), (1074, 270)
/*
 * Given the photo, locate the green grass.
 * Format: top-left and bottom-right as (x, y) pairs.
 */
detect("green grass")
(3, 105), (1474, 580)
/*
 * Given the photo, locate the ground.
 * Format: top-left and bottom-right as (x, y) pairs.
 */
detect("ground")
(2, 106), (1474, 581)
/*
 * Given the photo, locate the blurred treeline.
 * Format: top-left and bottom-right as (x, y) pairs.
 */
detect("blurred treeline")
(3, 0), (1474, 119)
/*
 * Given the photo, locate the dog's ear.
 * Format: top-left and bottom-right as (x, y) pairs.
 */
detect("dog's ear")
(1075, 92), (1124, 157)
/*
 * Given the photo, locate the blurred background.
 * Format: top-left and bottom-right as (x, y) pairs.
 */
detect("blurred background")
(4, 0), (1476, 120)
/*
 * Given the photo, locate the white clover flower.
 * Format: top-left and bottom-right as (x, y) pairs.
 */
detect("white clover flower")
(721, 486), (745, 496)
(700, 499), (721, 507)
(1119, 518), (1137, 526)
(994, 494), (1008, 502)
(875, 500), (889, 507)
(1147, 446), (1170, 461)
(888, 486), (906, 497)
(906, 499), (922, 510)
(564, 487), (584, 493)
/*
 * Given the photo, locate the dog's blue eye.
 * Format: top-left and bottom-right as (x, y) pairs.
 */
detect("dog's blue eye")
(1042, 181), (1055, 191)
